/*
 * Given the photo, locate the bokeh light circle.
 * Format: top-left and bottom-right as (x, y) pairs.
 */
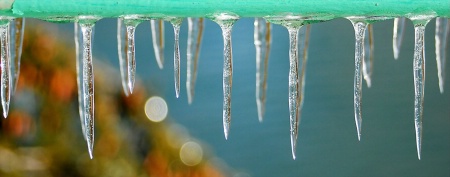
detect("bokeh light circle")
(179, 141), (203, 166)
(144, 96), (168, 122)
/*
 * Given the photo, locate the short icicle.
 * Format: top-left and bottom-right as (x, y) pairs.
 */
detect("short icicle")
(186, 17), (204, 104)
(117, 18), (130, 96)
(211, 13), (239, 140)
(122, 17), (143, 94)
(393, 18), (406, 59)
(348, 18), (368, 141)
(75, 23), (87, 140)
(410, 15), (433, 160)
(151, 20), (165, 69)
(78, 16), (100, 159)
(10, 18), (25, 95)
(363, 24), (374, 88)
(169, 18), (183, 98)
(0, 18), (11, 118)
(435, 18), (449, 93)
(254, 18), (272, 122)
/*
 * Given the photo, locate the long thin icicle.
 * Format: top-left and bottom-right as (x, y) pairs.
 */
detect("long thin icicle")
(211, 13), (239, 140)
(363, 24), (374, 88)
(284, 23), (311, 160)
(75, 23), (87, 141)
(435, 18), (449, 93)
(151, 20), (165, 69)
(349, 19), (368, 141)
(254, 18), (272, 122)
(0, 19), (11, 118)
(170, 18), (183, 98)
(393, 18), (406, 60)
(78, 16), (100, 159)
(117, 18), (130, 96)
(186, 17), (204, 104)
(411, 16), (432, 160)
(287, 27), (300, 159)
(10, 18), (24, 95)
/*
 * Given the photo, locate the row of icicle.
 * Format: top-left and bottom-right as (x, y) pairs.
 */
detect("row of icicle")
(0, 15), (448, 160)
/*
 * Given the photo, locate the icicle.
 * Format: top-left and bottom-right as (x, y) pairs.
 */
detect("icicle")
(117, 18), (130, 96)
(10, 18), (25, 95)
(122, 17), (144, 94)
(151, 20), (165, 69)
(210, 13), (239, 140)
(77, 16), (100, 159)
(0, 18), (11, 118)
(410, 15), (433, 160)
(287, 25), (302, 160)
(363, 24), (374, 88)
(435, 18), (449, 93)
(75, 23), (87, 141)
(186, 17), (204, 104)
(254, 18), (272, 122)
(348, 18), (368, 141)
(169, 18), (183, 98)
(393, 18), (406, 59)
(265, 14), (316, 160)
(298, 24), (311, 114)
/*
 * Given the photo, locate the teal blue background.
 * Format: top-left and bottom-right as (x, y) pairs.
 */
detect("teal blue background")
(58, 17), (450, 176)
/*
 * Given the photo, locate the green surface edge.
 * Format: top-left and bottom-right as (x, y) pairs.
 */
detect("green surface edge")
(0, 0), (449, 20)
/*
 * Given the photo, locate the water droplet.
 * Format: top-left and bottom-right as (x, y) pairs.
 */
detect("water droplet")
(348, 18), (368, 141)
(363, 24), (374, 88)
(169, 18), (183, 98)
(75, 22), (87, 141)
(117, 18), (130, 96)
(254, 18), (272, 122)
(77, 16), (101, 159)
(211, 13), (239, 140)
(0, 18), (11, 118)
(393, 18), (406, 59)
(186, 17), (204, 104)
(151, 20), (165, 69)
(410, 15), (432, 160)
(435, 18), (449, 93)
(10, 18), (24, 95)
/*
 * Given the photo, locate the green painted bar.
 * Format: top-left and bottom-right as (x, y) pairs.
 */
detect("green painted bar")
(0, 0), (447, 20)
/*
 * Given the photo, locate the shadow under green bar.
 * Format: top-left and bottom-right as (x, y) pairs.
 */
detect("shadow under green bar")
(0, 0), (449, 19)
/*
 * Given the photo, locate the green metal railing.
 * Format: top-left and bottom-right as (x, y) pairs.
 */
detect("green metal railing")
(0, 0), (449, 19)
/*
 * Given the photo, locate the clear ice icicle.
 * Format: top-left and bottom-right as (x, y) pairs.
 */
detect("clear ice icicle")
(186, 17), (204, 104)
(254, 18), (272, 122)
(169, 18), (183, 98)
(117, 18), (130, 96)
(435, 18), (449, 93)
(211, 13), (239, 140)
(363, 24), (374, 88)
(121, 17), (143, 94)
(393, 18), (406, 59)
(410, 16), (432, 160)
(265, 14), (315, 159)
(75, 23), (87, 140)
(78, 16), (100, 159)
(348, 18), (368, 141)
(10, 18), (25, 95)
(151, 20), (165, 69)
(0, 19), (11, 118)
